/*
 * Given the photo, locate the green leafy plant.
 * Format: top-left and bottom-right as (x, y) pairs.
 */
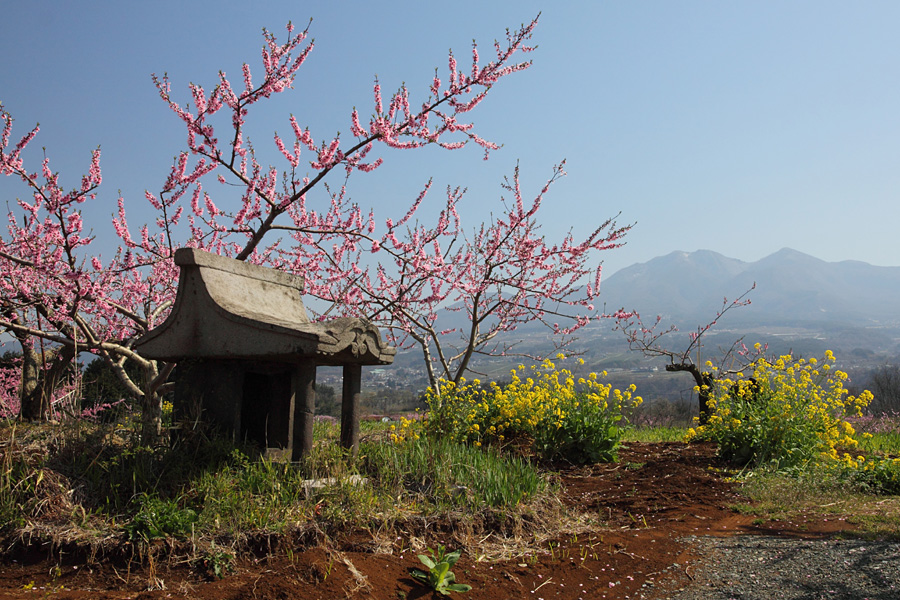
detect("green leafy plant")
(123, 494), (197, 541)
(362, 436), (548, 510)
(200, 542), (235, 579)
(411, 545), (472, 595)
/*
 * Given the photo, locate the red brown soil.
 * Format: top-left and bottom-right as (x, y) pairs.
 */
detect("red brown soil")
(0, 442), (857, 600)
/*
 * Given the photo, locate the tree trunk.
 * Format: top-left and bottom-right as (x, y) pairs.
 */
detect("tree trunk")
(666, 363), (715, 426)
(140, 392), (162, 446)
(19, 346), (43, 420)
(18, 341), (77, 421)
(141, 373), (163, 446)
(417, 336), (441, 405)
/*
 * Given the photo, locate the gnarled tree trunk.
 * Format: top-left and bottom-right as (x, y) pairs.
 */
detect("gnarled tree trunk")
(18, 339), (77, 421)
(666, 363), (715, 425)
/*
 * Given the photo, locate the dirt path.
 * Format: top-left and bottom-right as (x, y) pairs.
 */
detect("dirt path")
(0, 442), (868, 600)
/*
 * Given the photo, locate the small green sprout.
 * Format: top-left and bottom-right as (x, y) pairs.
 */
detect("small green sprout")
(411, 545), (472, 595)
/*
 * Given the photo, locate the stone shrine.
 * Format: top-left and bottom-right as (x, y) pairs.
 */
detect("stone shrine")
(134, 248), (395, 459)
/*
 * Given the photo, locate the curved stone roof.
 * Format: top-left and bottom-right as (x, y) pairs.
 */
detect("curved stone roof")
(135, 248), (395, 365)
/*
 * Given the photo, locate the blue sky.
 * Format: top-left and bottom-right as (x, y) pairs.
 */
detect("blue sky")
(2, 1), (898, 276)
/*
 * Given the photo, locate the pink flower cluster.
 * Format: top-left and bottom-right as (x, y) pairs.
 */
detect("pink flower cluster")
(277, 160), (631, 388)
(0, 362), (21, 418)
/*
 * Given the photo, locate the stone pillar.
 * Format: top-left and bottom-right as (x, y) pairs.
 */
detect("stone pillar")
(291, 361), (317, 461)
(340, 364), (362, 456)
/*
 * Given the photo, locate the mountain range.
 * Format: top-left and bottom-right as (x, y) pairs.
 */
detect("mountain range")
(400, 247), (900, 377)
(599, 248), (900, 328)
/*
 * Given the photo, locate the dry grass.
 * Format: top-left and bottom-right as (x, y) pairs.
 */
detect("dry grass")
(0, 419), (584, 568)
(732, 468), (900, 538)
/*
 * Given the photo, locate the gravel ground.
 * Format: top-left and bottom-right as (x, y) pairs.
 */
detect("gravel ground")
(647, 535), (900, 600)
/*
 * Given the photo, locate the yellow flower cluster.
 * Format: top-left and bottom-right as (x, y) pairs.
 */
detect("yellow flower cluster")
(161, 400), (175, 427)
(389, 415), (422, 444)
(686, 351), (873, 470)
(417, 356), (642, 462)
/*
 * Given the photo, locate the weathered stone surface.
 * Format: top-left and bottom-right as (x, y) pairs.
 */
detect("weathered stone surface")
(136, 248), (395, 365)
(134, 248), (395, 459)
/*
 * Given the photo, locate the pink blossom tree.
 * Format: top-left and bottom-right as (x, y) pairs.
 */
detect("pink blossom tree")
(0, 105), (175, 431)
(1, 17), (543, 440)
(0, 110), (97, 421)
(133, 17), (539, 261)
(278, 161), (632, 391)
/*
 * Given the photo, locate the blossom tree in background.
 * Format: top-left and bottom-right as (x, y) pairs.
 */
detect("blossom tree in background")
(0, 353), (22, 418)
(0, 105), (175, 431)
(0, 17), (542, 440)
(9, 340), (78, 420)
(614, 284), (764, 424)
(0, 114), (97, 421)
(279, 161), (632, 391)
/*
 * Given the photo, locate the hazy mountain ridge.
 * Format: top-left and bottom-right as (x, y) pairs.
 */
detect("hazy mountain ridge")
(428, 248), (900, 345)
(600, 248), (900, 327)
(386, 248), (900, 394)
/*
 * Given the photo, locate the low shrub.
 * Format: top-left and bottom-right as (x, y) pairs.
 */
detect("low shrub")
(686, 350), (873, 470)
(844, 456), (900, 495)
(414, 356), (641, 463)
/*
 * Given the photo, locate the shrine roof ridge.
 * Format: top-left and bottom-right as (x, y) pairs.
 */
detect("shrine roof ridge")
(175, 247), (304, 291)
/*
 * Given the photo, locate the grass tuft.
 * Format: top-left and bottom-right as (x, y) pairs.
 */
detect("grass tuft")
(623, 426), (688, 443)
(733, 465), (900, 538)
